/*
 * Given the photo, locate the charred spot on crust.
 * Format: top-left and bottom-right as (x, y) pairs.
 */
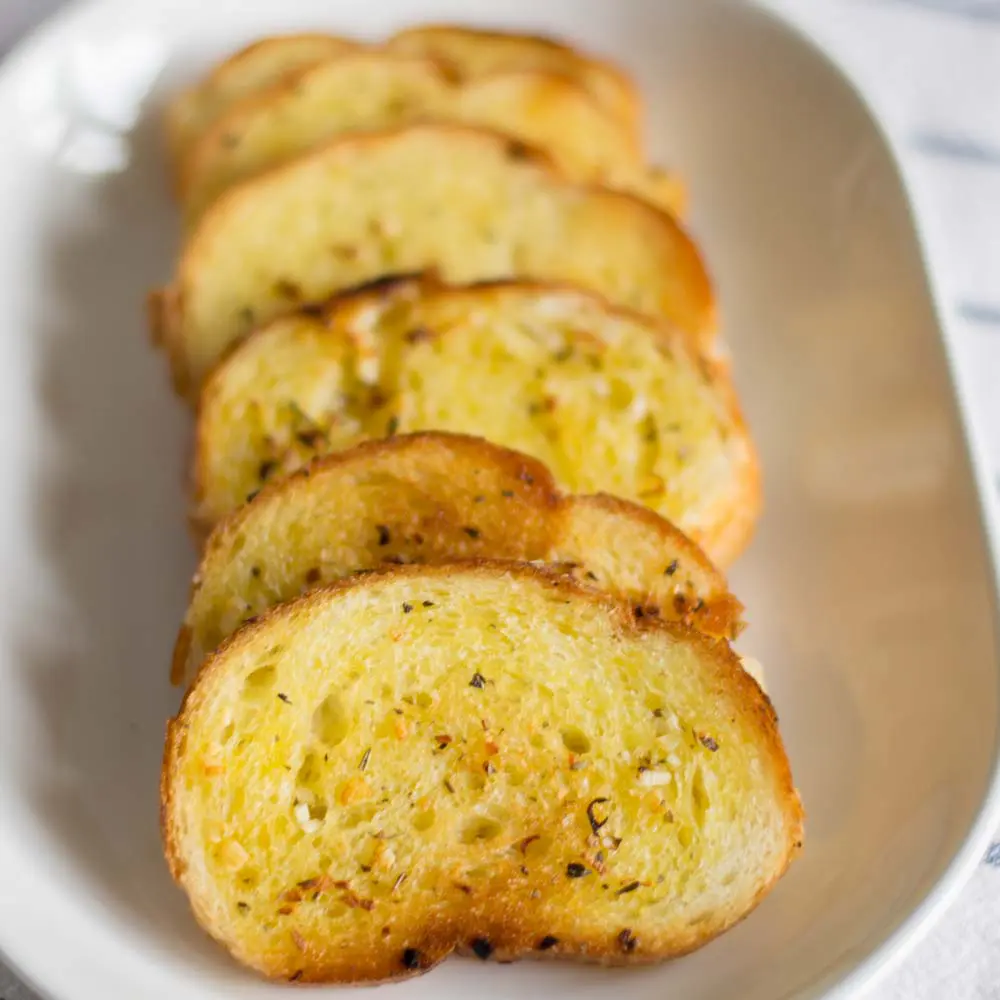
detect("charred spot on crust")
(566, 862), (589, 878)
(304, 567), (321, 585)
(471, 938), (494, 960)
(401, 948), (422, 970)
(377, 524), (391, 546)
(506, 139), (533, 161)
(274, 278), (302, 300)
(618, 928), (637, 953)
(403, 326), (434, 345)
(538, 935), (559, 950)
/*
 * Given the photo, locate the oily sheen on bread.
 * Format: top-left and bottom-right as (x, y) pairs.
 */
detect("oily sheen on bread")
(179, 54), (680, 222)
(191, 279), (756, 564)
(150, 125), (713, 392)
(174, 432), (743, 686)
(166, 26), (639, 161)
(162, 563), (803, 984)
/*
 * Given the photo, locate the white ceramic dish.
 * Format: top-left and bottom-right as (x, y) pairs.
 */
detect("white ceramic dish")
(0, 1), (997, 998)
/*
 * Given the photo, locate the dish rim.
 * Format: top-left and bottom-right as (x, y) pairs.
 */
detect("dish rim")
(0, 1), (996, 999)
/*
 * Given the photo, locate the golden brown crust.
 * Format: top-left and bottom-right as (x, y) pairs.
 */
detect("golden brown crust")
(162, 561), (802, 983)
(154, 124), (714, 393)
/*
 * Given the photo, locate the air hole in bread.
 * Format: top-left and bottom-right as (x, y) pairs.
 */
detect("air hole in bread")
(412, 808), (436, 832)
(296, 751), (320, 788)
(692, 767), (710, 828)
(344, 803), (378, 828)
(313, 693), (351, 746)
(461, 816), (503, 843)
(520, 834), (552, 860)
(507, 766), (527, 787)
(561, 726), (591, 754)
(608, 378), (634, 411)
(242, 665), (276, 700)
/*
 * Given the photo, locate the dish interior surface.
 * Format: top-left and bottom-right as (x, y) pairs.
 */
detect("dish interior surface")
(0, 1), (996, 999)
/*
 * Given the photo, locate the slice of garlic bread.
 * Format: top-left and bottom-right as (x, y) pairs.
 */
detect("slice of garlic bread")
(175, 432), (743, 686)
(151, 125), (713, 393)
(179, 55), (680, 223)
(162, 563), (802, 984)
(167, 26), (639, 162)
(191, 279), (757, 565)
(386, 24), (638, 133)
(167, 34), (359, 162)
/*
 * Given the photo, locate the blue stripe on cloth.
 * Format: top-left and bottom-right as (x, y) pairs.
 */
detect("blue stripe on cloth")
(984, 841), (1000, 866)
(911, 132), (1000, 166)
(876, 0), (1000, 23)
(958, 301), (1000, 326)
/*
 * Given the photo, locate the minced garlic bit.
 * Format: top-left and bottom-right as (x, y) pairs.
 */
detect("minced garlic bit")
(338, 775), (373, 806)
(294, 802), (322, 833)
(217, 839), (249, 870)
(637, 769), (672, 787)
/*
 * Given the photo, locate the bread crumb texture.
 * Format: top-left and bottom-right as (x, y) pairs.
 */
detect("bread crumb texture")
(193, 280), (753, 562)
(163, 564), (802, 984)
(161, 125), (712, 390)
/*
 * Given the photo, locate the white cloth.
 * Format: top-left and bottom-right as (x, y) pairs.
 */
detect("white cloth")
(763, 3), (1000, 998)
(0, 1), (998, 998)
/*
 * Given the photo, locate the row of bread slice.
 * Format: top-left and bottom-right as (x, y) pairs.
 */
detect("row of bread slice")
(158, 27), (797, 985)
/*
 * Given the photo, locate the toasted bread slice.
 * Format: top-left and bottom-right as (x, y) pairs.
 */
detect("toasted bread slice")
(167, 27), (638, 162)
(175, 432), (743, 686)
(179, 55), (683, 222)
(166, 34), (359, 162)
(191, 279), (756, 564)
(163, 563), (802, 983)
(151, 125), (713, 392)
(386, 24), (638, 133)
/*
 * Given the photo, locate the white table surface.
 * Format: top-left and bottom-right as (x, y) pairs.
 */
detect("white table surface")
(0, 1), (998, 998)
